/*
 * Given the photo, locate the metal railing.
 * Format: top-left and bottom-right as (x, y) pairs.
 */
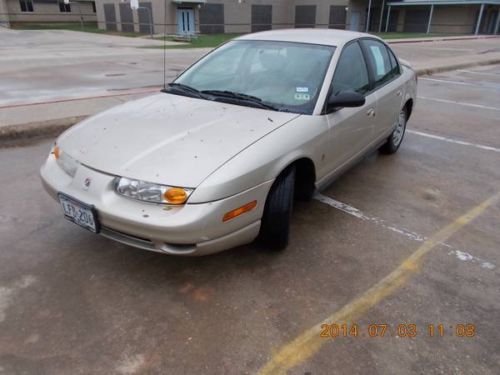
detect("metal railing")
(2, 16), (498, 36)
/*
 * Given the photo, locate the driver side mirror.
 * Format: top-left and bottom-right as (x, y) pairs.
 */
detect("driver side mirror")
(326, 91), (365, 113)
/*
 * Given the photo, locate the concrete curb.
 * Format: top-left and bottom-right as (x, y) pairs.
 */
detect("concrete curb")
(415, 57), (500, 76)
(0, 116), (86, 144)
(387, 35), (499, 44)
(1, 58), (499, 145)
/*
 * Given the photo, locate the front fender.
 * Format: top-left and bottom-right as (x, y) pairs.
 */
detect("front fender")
(189, 115), (328, 203)
(403, 66), (418, 112)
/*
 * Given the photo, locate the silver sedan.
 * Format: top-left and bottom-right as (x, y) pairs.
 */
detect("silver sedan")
(40, 29), (417, 256)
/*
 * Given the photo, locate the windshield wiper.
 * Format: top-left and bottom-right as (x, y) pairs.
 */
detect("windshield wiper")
(163, 83), (206, 99)
(200, 90), (282, 111)
(164, 86), (285, 111)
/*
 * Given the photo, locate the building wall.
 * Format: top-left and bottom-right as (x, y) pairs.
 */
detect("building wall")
(393, 4), (495, 34)
(94, 0), (498, 35)
(431, 5), (479, 33)
(6, 0), (96, 24)
(1, 0), (10, 27)
(97, 0), (352, 35)
(210, 0), (350, 33)
(482, 5), (500, 34)
(202, 0), (292, 33)
(348, 0), (368, 31)
(204, 0), (249, 34)
(197, 0), (350, 33)
(98, 1), (179, 34)
(271, 0), (294, 29)
(294, 0), (350, 29)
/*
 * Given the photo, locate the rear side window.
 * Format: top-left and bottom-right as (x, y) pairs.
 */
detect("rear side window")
(361, 39), (399, 88)
(388, 48), (400, 74)
(331, 42), (370, 96)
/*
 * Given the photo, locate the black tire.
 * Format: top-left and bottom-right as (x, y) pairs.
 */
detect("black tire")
(295, 179), (315, 202)
(259, 166), (295, 250)
(380, 106), (407, 154)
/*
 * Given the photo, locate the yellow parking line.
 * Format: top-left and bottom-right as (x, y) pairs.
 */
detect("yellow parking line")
(258, 191), (500, 375)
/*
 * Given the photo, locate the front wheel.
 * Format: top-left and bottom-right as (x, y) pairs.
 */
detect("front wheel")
(380, 107), (407, 154)
(259, 166), (295, 250)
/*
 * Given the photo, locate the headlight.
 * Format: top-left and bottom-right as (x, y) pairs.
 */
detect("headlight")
(52, 144), (79, 177)
(115, 177), (193, 205)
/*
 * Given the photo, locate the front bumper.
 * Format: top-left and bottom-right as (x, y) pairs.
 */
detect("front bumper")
(40, 155), (273, 256)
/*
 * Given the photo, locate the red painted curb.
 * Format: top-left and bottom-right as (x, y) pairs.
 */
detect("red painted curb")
(0, 87), (161, 110)
(388, 35), (499, 44)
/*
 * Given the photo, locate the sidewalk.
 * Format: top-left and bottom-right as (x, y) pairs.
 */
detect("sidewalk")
(410, 51), (500, 75)
(1, 36), (499, 142)
(385, 34), (499, 44)
(0, 89), (160, 141)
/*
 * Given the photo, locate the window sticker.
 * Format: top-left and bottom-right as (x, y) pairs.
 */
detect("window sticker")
(296, 87), (309, 93)
(369, 46), (385, 77)
(294, 93), (310, 101)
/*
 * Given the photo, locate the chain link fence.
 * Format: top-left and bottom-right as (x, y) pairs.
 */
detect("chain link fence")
(1, 1), (499, 36)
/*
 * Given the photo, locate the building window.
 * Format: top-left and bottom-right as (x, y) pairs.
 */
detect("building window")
(59, 0), (71, 13)
(251, 5), (272, 32)
(295, 5), (316, 28)
(329, 6), (347, 30)
(92, 1), (96, 13)
(19, 0), (34, 12)
(199, 4), (225, 34)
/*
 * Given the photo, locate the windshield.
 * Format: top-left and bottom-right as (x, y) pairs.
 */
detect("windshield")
(172, 40), (336, 114)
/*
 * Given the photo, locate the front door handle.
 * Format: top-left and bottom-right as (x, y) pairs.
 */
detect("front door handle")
(366, 108), (376, 117)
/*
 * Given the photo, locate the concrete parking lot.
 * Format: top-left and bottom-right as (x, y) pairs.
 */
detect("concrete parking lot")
(1, 29), (499, 106)
(0, 28), (203, 106)
(1, 48), (499, 375)
(1, 30), (499, 134)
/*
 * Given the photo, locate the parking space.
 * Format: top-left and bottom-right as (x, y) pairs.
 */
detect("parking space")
(0, 65), (499, 374)
(413, 66), (500, 148)
(1, 31), (499, 107)
(0, 29), (205, 105)
(390, 38), (500, 65)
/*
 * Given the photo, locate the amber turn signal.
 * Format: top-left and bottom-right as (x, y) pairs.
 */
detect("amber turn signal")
(223, 201), (257, 222)
(164, 187), (188, 204)
(53, 145), (60, 159)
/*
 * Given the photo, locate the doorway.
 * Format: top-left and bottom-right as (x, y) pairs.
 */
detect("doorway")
(349, 11), (360, 31)
(177, 8), (195, 35)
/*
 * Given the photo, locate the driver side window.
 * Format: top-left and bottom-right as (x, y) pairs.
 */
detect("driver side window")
(331, 42), (370, 96)
(186, 44), (244, 89)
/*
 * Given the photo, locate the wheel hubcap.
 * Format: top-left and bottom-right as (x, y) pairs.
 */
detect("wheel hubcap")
(392, 110), (406, 146)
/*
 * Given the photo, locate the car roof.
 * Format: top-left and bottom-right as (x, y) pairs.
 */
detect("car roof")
(237, 29), (380, 47)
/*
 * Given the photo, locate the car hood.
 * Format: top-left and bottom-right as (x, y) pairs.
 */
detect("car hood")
(58, 93), (299, 187)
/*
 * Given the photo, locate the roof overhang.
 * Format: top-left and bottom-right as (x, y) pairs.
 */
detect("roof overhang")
(172, 0), (207, 5)
(387, 0), (500, 6)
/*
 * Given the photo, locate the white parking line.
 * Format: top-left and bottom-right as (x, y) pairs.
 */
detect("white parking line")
(419, 77), (477, 86)
(407, 130), (500, 154)
(448, 250), (495, 269)
(313, 193), (496, 269)
(314, 193), (425, 242)
(418, 96), (500, 112)
(457, 69), (500, 77)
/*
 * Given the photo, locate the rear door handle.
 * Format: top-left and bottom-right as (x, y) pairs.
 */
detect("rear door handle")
(366, 108), (376, 117)
(396, 90), (402, 97)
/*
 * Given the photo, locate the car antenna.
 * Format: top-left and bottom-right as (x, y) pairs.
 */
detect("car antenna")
(163, 0), (167, 91)
(129, 0), (165, 90)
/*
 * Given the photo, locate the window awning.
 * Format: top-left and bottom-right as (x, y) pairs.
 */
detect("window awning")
(172, 0), (207, 5)
(387, 0), (500, 6)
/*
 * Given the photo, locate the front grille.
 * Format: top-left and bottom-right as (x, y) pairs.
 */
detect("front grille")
(100, 226), (197, 254)
(100, 226), (158, 252)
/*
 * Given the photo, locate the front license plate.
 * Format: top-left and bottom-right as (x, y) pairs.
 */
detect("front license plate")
(58, 193), (99, 233)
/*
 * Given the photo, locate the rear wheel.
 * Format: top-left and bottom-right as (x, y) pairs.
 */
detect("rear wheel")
(259, 166), (295, 250)
(380, 107), (407, 154)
